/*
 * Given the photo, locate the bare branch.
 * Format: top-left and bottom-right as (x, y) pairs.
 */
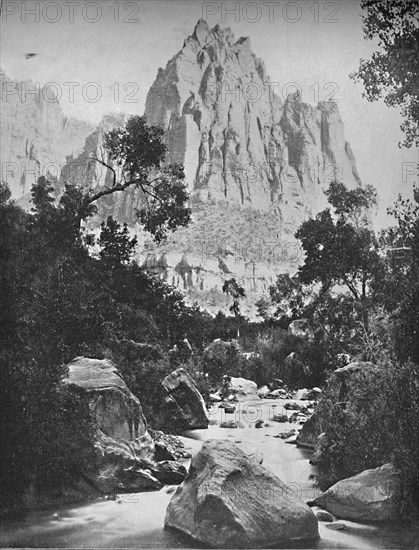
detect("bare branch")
(86, 180), (134, 205)
(91, 156), (117, 188)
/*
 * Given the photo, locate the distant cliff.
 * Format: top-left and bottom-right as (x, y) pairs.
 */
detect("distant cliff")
(0, 70), (94, 205)
(144, 19), (362, 234)
(0, 21), (364, 318)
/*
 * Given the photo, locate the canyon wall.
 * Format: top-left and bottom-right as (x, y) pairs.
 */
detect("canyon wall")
(0, 21), (363, 317)
(0, 70), (94, 206)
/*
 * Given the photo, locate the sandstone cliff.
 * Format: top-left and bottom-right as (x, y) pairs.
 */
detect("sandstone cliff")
(1, 21), (364, 317)
(141, 21), (362, 316)
(0, 70), (94, 205)
(144, 19), (362, 234)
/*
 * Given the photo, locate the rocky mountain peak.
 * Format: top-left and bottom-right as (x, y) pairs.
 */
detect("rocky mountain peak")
(145, 19), (361, 221)
(0, 22), (365, 318)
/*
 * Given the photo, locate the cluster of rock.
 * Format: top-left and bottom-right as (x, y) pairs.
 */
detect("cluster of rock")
(61, 352), (402, 546)
(63, 358), (199, 495)
(290, 362), (403, 524)
(165, 439), (319, 548)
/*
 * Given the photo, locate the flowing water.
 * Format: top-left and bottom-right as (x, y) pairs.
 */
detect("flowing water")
(1, 399), (417, 549)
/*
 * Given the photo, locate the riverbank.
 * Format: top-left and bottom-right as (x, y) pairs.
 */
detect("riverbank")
(1, 399), (418, 549)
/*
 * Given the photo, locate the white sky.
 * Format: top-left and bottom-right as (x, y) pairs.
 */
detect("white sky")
(1, 0), (418, 228)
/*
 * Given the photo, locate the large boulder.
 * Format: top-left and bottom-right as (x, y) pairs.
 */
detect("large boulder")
(64, 357), (154, 461)
(162, 368), (209, 430)
(223, 376), (260, 401)
(296, 412), (321, 449)
(165, 440), (319, 548)
(63, 357), (155, 492)
(311, 464), (401, 521)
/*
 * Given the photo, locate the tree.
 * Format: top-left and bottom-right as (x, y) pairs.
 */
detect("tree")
(377, 187), (419, 362)
(295, 182), (382, 329)
(222, 278), (246, 339)
(90, 115), (191, 241)
(98, 216), (137, 266)
(269, 273), (309, 324)
(351, 0), (419, 147)
(30, 177), (97, 253)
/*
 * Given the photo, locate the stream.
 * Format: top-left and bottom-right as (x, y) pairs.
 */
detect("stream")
(1, 398), (417, 549)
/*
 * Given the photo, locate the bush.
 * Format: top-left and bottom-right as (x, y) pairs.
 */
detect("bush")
(0, 353), (96, 510)
(202, 339), (244, 385)
(315, 360), (419, 516)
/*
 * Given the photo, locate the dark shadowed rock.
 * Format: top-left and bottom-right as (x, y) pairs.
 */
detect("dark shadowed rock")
(151, 461), (187, 485)
(275, 429), (298, 440)
(310, 433), (327, 465)
(272, 414), (288, 423)
(149, 429), (191, 461)
(163, 368), (209, 430)
(220, 420), (239, 428)
(284, 401), (302, 411)
(219, 403), (236, 413)
(165, 440), (319, 548)
(116, 465), (162, 492)
(296, 413), (321, 449)
(311, 464), (401, 521)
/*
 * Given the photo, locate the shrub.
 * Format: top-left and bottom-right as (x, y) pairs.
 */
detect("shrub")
(315, 360), (419, 516)
(202, 339), (244, 385)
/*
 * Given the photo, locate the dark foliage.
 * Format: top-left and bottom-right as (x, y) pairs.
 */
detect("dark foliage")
(351, 0), (419, 147)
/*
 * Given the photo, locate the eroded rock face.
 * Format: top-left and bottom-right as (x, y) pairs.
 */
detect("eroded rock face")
(311, 464), (401, 521)
(63, 356), (155, 492)
(162, 368), (209, 430)
(145, 20), (361, 226)
(1, 21), (365, 320)
(165, 439), (319, 548)
(1, 71), (94, 203)
(65, 357), (154, 457)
